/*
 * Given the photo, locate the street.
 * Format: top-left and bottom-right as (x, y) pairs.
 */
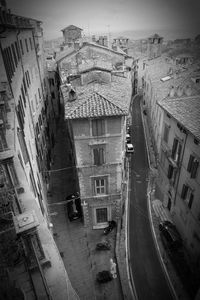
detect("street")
(128, 95), (175, 300)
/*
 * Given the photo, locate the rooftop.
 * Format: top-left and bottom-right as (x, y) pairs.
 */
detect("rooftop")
(62, 75), (132, 119)
(158, 95), (200, 140)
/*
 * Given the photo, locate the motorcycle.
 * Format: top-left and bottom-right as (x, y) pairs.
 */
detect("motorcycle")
(103, 220), (116, 235)
(96, 241), (111, 251)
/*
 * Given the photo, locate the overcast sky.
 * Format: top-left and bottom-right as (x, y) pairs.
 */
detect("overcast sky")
(7, 0), (200, 40)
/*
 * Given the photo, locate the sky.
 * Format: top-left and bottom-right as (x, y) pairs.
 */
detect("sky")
(6, 0), (200, 40)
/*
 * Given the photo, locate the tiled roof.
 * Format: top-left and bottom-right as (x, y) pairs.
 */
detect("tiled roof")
(56, 41), (130, 63)
(65, 92), (126, 119)
(159, 95), (200, 140)
(61, 25), (83, 31)
(62, 75), (132, 119)
(144, 57), (200, 100)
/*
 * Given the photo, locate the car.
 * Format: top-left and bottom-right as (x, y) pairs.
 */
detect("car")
(65, 192), (80, 201)
(126, 134), (131, 143)
(159, 220), (182, 251)
(126, 143), (134, 153)
(66, 200), (81, 221)
(126, 126), (131, 134)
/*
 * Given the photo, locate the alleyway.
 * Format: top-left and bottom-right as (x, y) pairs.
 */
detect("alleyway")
(47, 109), (123, 300)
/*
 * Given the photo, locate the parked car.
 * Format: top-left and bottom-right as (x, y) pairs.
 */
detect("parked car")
(96, 270), (113, 283)
(103, 220), (116, 235)
(126, 133), (131, 143)
(126, 143), (134, 153)
(159, 220), (182, 251)
(65, 192), (80, 201)
(126, 126), (131, 134)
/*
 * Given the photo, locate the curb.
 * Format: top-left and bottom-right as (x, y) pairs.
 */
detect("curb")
(140, 96), (178, 300)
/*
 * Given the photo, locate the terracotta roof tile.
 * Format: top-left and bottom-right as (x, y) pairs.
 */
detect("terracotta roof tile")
(62, 75), (132, 119)
(159, 95), (200, 140)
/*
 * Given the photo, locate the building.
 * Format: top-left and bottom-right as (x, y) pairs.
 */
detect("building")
(61, 25), (83, 48)
(112, 36), (129, 53)
(0, 2), (78, 298)
(56, 40), (131, 76)
(158, 89), (200, 268)
(141, 31), (200, 269)
(147, 33), (163, 60)
(60, 60), (132, 228)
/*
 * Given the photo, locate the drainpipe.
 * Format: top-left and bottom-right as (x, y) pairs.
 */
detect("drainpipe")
(173, 131), (188, 206)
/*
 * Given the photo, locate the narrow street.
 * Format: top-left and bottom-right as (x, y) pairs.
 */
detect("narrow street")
(128, 95), (175, 300)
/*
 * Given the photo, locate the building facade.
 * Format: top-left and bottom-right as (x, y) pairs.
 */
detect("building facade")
(60, 61), (132, 228)
(0, 3), (78, 298)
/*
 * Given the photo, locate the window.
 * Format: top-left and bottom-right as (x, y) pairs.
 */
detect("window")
(96, 208), (108, 223)
(171, 138), (182, 164)
(92, 119), (105, 136)
(29, 37), (33, 50)
(0, 127), (8, 151)
(20, 39), (24, 55)
(38, 88), (41, 99)
(15, 41), (20, 60)
(187, 155), (199, 179)
(94, 177), (107, 195)
(167, 164), (174, 179)
(21, 86), (26, 107)
(93, 147), (105, 165)
(11, 44), (18, 67)
(25, 38), (29, 52)
(17, 128), (29, 164)
(181, 184), (194, 209)
(163, 124), (170, 143)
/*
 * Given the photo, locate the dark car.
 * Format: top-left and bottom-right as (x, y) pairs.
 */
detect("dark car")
(65, 192), (80, 201)
(159, 220), (182, 251)
(66, 200), (81, 221)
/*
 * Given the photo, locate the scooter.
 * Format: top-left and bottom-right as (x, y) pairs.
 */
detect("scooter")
(103, 220), (116, 235)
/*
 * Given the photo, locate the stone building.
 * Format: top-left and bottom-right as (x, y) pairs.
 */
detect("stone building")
(158, 90), (200, 265)
(0, 2), (78, 298)
(61, 25), (83, 47)
(60, 62), (132, 228)
(147, 33), (163, 59)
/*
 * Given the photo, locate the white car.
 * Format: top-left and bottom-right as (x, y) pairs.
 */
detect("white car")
(126, 143), (134, 153)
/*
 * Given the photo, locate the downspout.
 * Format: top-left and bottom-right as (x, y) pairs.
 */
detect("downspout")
(174, 131), (188, 206)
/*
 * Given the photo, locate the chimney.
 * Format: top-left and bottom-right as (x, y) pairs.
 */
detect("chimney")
(169, 86), (175, 97)
(68, 86), (76, 101)
(177, 86), (183, 97)
(184, 85), (192, 96)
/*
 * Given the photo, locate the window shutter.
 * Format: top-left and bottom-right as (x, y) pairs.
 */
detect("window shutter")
(167, 164), (173, 179)
(163, 125), (169, 143)
(181, 184), (188, 200)
(92, 120), (97, 136)
(99, 148), (104, 165)
(191, 160), (199, 179)
(188, 193), (194, 209)
(187, 155), (194, 172)
(177, 143), (182, 164)
(171, 138), (178, 159)
(93, 148), (99, 165)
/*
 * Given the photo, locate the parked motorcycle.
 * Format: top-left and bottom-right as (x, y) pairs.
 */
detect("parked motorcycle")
(96, 241), (111, 251)
(103, 220), (116, 235)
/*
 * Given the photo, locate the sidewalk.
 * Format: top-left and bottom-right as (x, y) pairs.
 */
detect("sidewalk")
(48, 116), (124, 300)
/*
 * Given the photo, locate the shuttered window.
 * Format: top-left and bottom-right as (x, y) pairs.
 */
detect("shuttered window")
(163, 124), (170, 143)
(17, 128), (29, 164)
(181, 184), (194, 209)
(187, 154), (199, 179)
(93, 147), (105, 165)
(92, 119), (105, 136)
